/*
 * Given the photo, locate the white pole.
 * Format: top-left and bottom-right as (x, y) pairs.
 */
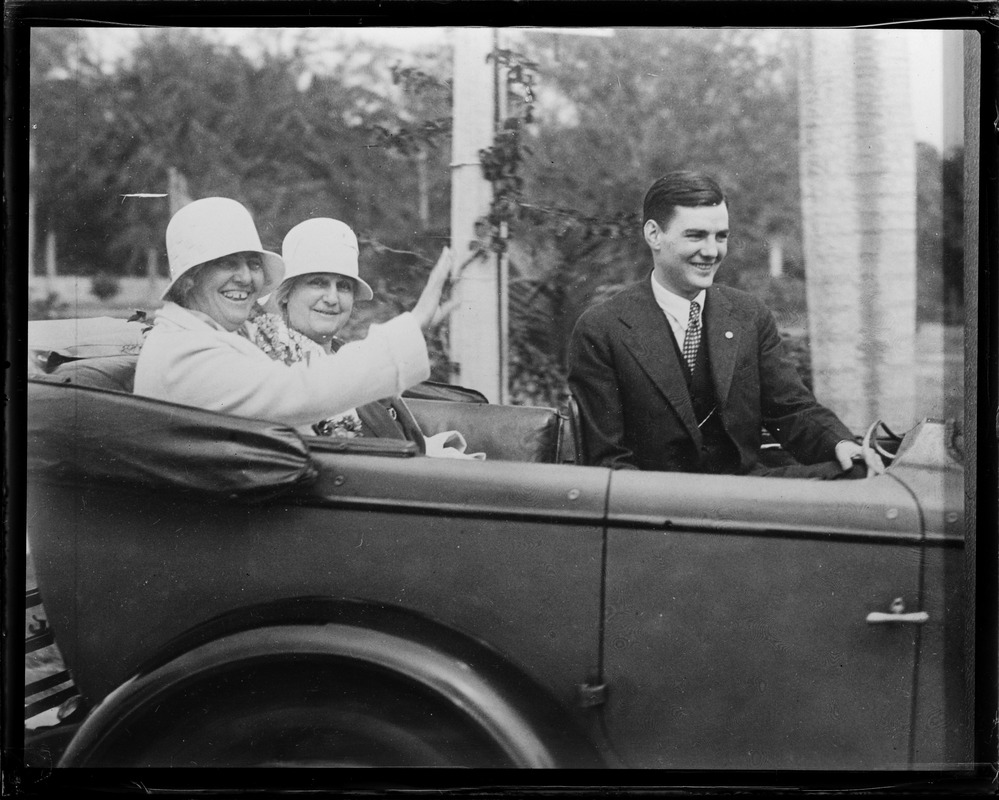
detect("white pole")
(449, 28), (501, 401)
(146, 247), (160, 303)
(767, 236), (784, 278)
(29, 136), (36, 288)
(45, 230), (57, 286)
(495, 29), (511, 405)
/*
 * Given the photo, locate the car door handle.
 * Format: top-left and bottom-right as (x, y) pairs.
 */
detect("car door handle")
(866, 610), (929, 624)
(866, 597), (928, 624)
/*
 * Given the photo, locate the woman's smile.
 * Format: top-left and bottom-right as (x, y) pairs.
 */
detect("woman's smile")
(310, 305), (341, 317)
(221, 289), (252, 302)
(186, 252), (265, 330)
(284, 272), (357, 345)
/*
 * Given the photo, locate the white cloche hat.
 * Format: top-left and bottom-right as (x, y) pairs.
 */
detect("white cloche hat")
(163, 197), (285, 300)
(280, 218), (374, 301)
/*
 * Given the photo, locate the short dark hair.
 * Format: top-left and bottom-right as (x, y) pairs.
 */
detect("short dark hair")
(643, 171), (726, 228)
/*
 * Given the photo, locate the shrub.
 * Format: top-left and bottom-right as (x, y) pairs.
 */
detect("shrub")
(90, 272), (121, 301)
(509, 340), (570, 410)
(779, 328), (813, 392)
(29, 291), (69, 320)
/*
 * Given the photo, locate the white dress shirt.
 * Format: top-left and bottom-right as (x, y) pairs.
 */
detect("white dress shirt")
(650, 275), (706, 351)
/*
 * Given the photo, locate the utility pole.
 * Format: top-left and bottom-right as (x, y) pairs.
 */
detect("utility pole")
(449, 28), (502, 402)
(29, 136), (36, 288)
(168, 166), (192, 215)
(448, 27), (613, 403)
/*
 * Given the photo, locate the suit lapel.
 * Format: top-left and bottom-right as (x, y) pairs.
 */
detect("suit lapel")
(618, 281), (701, 443)
(704, 287), (744, 406)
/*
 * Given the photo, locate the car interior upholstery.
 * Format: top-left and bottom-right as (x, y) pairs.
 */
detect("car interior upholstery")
(35, 354), (575, 465)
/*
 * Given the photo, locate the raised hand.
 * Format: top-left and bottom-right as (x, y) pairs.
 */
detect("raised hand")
(411, 247), (456, 332)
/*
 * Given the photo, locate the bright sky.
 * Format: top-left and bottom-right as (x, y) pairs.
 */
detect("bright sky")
(907, 30), (945, 148)
(322, 26), (946, 148)
(79, 26), (947, 148)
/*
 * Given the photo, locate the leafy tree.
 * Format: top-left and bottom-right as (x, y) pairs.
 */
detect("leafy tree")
(916, 142), (945, 323)
(913, 142), (965, 327)
(30, 30), (452, 279)
(34, 28), (893, 403)
(522, 29), (800, 273)
(378, 30), (809, 405)
(31, 28), (117, 275)
(500, 29), (803, 406)
(940, 147), (964, 325)
(30, 28), (458, 370)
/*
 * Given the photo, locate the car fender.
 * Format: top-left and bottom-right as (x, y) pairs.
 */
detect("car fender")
(59, 597), (603, 768)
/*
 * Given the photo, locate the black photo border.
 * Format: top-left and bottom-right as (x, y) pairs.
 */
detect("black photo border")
(4, 1), (996, 797)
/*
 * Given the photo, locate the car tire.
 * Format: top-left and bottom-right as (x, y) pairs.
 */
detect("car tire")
(66, 658), (519, 768)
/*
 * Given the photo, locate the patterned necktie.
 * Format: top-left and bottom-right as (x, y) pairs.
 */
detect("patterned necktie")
(682, 301), (701, 371)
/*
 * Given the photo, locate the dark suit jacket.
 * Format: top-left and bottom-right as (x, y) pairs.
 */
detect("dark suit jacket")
(567, 278), (854, 473)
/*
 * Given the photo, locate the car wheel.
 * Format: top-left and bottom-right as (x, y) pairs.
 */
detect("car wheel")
(70, 658), (519, 768)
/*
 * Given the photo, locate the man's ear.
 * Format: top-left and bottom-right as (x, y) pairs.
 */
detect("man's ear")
(643, 219), (660, 249)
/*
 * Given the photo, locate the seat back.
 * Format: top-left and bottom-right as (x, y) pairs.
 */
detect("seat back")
(405, 399), (566, 463)
(402, 380), (489, 403)
(37, 355), (569, 464)
(41, 354), (140, 393)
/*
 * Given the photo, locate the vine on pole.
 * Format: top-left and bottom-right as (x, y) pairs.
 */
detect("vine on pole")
(361, 44), (638, 407)
(366, 47), (636, 253)
(476, 47), (538, 255)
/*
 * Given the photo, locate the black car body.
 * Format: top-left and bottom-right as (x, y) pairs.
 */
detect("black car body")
(23, 340), (971, 769)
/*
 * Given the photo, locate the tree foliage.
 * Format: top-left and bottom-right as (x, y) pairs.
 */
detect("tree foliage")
(30, 29), (452, 275)
(30, 28), (456, 374)
(29, 28), (807, 401)
(499, 29), (804, 406)
(30, 28), (958, 407)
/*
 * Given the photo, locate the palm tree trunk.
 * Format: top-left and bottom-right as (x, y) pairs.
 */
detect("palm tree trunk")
(799, 30), (918, 433)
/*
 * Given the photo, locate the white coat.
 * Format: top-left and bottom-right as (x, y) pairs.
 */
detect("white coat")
(134, 302), (429, 428)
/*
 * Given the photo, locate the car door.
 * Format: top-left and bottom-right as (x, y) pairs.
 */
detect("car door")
(890, 429), (972, 768)
(600, 470), (925, 770)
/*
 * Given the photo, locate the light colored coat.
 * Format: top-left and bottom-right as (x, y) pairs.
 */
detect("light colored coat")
(134, 302), (429, 428)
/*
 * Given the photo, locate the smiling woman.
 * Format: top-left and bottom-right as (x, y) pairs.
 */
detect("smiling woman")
(133, 198), (454, 429)
(160, 199), (285, 327)
(262, 218), (375, 355)
(173, 252), (268, 330)
(286, 274), (357, 343)
(241, 217), (480, 459)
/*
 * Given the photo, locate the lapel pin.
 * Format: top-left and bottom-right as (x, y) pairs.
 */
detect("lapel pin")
(725, 331), (734, 339)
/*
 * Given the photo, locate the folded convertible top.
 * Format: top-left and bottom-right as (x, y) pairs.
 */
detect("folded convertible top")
(28, 379), (318, 500)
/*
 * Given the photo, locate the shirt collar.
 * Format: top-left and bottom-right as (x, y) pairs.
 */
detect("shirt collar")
(649, 275), (706, 329)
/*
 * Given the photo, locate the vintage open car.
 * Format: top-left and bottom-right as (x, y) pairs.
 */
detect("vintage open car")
(22, 317), (971, 771)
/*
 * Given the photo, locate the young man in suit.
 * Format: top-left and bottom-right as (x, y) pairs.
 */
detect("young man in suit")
(567, 170), (884, 477)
